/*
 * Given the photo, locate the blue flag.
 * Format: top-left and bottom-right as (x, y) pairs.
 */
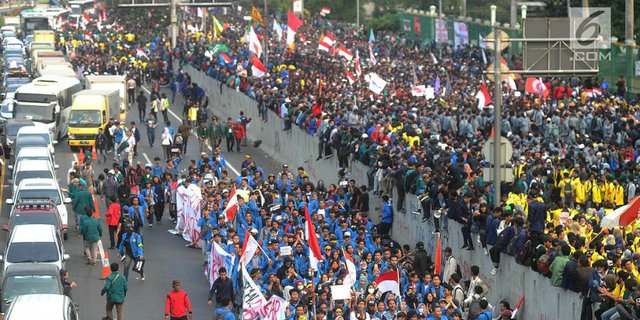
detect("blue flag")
(435, 76), (441, 97)
(369, 29), (375, 43)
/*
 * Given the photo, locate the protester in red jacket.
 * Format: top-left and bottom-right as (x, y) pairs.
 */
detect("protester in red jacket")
(105, 198), (121, 249)
(165, 280), (192, 320)
(233, 119), (245, 152)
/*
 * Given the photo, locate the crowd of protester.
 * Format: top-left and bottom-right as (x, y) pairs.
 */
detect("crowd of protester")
(57, 3), (640, 319)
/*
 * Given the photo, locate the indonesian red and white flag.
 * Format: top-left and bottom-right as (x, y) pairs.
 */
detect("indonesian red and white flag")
(304, 206), (323, 271)
(286, 9), (304, 45)
(345, 68), (355, 85)
(239, 231), (260, 270)
(354, 51), (362, 77)
(248, 26), (262, 57)
(511, 294), (525, 319)
(374, 270), (400, 296)
(320, 7), (331, 16)
(343, 249), (357, 286)
(98, 7), (106, 22)
(81, 12), (91, 25)
(321, 33), (335, 47)
(475, 84), (492, 109)
(338, 46), (353, 61)
(221, 52), (232, 64)
(299, 33), (306, 43)
(135, 47), (147, 59)
(250, 57), (267, 78)
(318, 40), (331, 52)
(223, 187), (238, 222)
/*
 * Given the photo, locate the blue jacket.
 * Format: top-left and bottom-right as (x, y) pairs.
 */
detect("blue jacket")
(118, 232), (144, 258)
(381, 202), (393, 223)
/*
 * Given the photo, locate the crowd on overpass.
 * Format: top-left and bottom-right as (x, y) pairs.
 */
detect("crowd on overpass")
(58, 3), (640, 320)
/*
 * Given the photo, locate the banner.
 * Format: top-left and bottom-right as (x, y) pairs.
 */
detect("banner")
(435, 19), (448, 43)
(367, 73), (387, 95)
(403, 19), (411, 32)
(411, 85), (426, 97)
(330, 284), (351, 300)
(175, 183), (203, 246)
(243, 294), (287, 320)
(205, 242), (233, 288)
(292, 0), (303, 14)
(242, 266), (267, 318)
(453, 22), (469, 48)
(413, 16), (422, 36)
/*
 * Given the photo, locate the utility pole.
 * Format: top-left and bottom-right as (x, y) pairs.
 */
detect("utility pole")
(263, 0), (268, 64)
(510, 0), (517, 27)
(626, 0), (635, 45)
(490, 5), (502, 207)
(356, 0), (360, 29)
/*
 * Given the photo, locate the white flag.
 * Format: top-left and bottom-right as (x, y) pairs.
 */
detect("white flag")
(367, 73), (387, 95)
(242, 265), (267, 311)
(249, 26), (262, 57)
(239, 232), (260, 270)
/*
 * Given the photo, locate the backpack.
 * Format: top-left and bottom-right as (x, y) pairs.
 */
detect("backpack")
(515, 240), (532, 266)
(467, 298), (483, 320)
(506, 228), (520, 255)
(563, 180), (573, 199)
(536, 254), (551, 274)
(455, 263), (462, 277)
(495, 228), (510, 250)
(213, 308), (231, 320)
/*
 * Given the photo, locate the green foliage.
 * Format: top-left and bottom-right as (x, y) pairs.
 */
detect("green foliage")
(367, 12), (399, 31)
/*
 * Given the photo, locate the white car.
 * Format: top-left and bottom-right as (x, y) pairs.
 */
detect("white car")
(0, 224), (69, 275)
(16, 125), (56, 154)
(10, 160), (56, 197)
(1, 294), (77, 320)
(7, 178), (71, 238)
(8, 146), (58, 172)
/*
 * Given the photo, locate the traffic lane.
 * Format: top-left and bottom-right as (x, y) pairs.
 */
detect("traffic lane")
(147, 84), (284, 176)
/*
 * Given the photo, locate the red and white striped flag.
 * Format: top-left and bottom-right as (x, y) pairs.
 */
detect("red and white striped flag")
(299, 33), (306, 43)
(337, 46), (353, 61)
(248, 26), (262, 57)
(345, 68), (355, 85)
(354, 50), (362, 77)
(251, 57), (267, 78)
(343, 249), (357, 286)
(318, 40), (331, 52)
(286, 9), (303, 45)
(304, 206), (323, 271)
(238, 231), (260, 270)
(374, 270), (400, 296)
(475, 84), (492, 109)
(511, 294), (525, 319)
(320, 7), (331, 16)
(321, 33), (335, 47)
(81, 12), (91, 25)
(223, 187), (238, 222)
(98, 7), (106, 22)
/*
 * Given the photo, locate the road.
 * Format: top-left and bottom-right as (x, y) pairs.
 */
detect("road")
(0, 82), (284, 319)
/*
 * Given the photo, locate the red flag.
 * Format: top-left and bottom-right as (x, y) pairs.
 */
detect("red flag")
(250, 57), (267, 78)
(337, 46), (353, 61)
(304, 206), (323, 270)
(286, 9), (303, 45)
(434, 234), (442, 275)
(475, 84), (492, 109)
(525, 78), (550, 99)
(345, 68), (355, 85)
(354, 51), (362, 77)
(311, 102), (323, 116)
(223, 187), (238, 222)
(374, 271), (400, 296)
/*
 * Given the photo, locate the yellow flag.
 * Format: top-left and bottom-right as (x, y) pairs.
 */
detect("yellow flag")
(212, 15), (224, 34)
(251, 7), (264, 25)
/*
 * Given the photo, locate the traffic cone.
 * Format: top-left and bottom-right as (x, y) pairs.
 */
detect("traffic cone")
(100, 251), (111, 280)
(78, 148), (85, 164)
(91, 144), (98, 160)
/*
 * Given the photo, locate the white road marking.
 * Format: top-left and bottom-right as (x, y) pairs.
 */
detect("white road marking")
(141, 85), (241, 176)
(142, 152), (152, 166)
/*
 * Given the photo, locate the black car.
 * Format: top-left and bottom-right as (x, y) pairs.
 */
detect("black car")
(0, 264), (64, 312)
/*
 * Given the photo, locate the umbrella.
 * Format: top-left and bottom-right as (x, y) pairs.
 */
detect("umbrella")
(600, 196), (640, 228)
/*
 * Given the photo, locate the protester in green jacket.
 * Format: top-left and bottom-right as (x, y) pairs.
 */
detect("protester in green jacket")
(72, 185), (95, 227)
(101, 263), (128, 320)
(79, 208), (102, 265)
(550, 245), (571, 287)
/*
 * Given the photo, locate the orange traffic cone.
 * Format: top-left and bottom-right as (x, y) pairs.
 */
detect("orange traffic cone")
(100, 251), (111, 280)
(91, 144), (98, 160)
(78, 148), (85, 164)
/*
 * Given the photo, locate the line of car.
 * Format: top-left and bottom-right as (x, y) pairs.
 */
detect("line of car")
(0, 19), (77, 320)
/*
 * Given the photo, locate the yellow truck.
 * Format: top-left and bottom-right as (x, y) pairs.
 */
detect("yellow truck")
(67, 89), (119, 148)
(33, 30), (55, 45)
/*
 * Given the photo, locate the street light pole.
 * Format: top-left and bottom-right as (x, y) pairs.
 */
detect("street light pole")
(491, 5), (502, 207)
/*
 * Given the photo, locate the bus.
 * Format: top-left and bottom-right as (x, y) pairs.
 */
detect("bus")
(43, 8), (70, 29)
(68, 0), (95, 16)
(20, 10), (51, 36)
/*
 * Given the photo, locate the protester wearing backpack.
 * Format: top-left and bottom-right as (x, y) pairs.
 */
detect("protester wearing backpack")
(211, 294), (235, 320)
(490, 212), (515, 276)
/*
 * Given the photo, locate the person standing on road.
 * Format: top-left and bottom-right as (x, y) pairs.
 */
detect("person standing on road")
(197, 120), (211, 154)
(207, 267), (234, 311)
(118, 223), (145, 281)
(127, 77), (136, 106)
(233, 119), (245, 152)
(137, 90), (148, 123)
(79, 207), (102, 265)
(112, 122), (125, 160)
(161, 93), (170, 123)
(162, 122), (175, 161)
(224, 118), (234, 153)
(95, 127), (108, 164)
(105, 197), (121, 249)
(130, 122), (141, 158)
(72, 184), (95, 229)
(101, 263), (128, 320)
(211, 116), (223, 150)
(165, 280), (193, 320)
(123, 130), (137, 164)
(178, 120), (191, 154)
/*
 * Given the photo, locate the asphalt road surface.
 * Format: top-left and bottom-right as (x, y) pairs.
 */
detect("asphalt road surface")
(0, 82), (286, 319)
